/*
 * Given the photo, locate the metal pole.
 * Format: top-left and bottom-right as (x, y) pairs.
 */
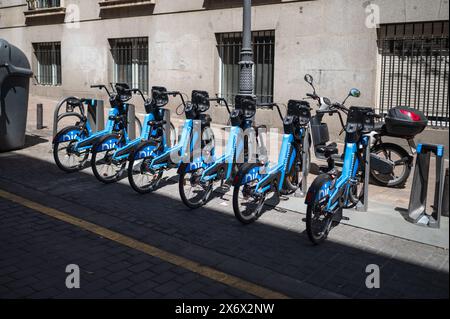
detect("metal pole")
(95, 100), (104, 132)
(127, 104), (136, 140)
(295, 128), (310, 198)
(301, 129), (310, 196)
(238, 0), (254, 96)
(36, 103), (43, 130)
(356, 136), (370, 212)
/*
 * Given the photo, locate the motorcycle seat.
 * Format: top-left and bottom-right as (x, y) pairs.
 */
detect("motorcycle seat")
(316, 142), (339, 158)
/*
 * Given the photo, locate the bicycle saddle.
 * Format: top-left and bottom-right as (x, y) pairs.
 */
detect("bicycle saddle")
(67, 98), (82, 107)
(316, 142), (339, 158)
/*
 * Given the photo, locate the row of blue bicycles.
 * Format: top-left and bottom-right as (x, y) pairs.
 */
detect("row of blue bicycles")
(53, 74), (427, 245)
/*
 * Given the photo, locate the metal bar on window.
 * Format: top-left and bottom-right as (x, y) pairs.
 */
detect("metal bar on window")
(33, 42), (61, 86)
(378, 21), (448, 128)
(216, 30), (275, 105)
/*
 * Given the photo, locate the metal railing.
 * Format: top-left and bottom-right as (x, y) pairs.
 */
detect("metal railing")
(216, 30), (275, 104)
(378, 21), (449, 129)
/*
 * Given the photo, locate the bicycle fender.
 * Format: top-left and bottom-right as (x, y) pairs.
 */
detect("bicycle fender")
(177, 160), (207, 174)
(130, 140), (159, 160)
(94, 133), (121, 152)
(53, 126), (83, 144)
(232, 162), (263, 186)
(305, 173), (334, 205)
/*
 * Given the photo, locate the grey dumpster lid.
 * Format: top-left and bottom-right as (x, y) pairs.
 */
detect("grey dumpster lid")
(0, 39), (32, 80)
(0, 39), (30, 69)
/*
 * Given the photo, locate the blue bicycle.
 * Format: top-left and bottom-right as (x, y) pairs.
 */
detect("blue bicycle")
(232, 100), (311, 224)
(53, 83), (133, 173)
(304, 88), (381, 244)
(128, 90), (216, 194)
(90, 86), (176, 184)
(180, 95), (267, 209)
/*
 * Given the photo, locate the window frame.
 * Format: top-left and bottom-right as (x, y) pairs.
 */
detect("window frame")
(216, 30), (275, 104)
(32, 41), (62, 86)
(377, 21), (449, 129)
(108, 37), (149, 95)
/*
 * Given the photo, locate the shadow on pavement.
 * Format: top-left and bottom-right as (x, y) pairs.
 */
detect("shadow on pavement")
(0, 150), (448, 299)
(24, 134), (48, 148)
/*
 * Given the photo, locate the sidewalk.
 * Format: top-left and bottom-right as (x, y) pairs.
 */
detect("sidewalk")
(0, 95), (446, 299)
(27, 95), (450, 247)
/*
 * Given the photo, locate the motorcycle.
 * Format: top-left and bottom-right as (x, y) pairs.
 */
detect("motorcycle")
(304, 74), (428, 188)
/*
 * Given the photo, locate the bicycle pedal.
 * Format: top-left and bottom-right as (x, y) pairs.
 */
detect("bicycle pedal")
(217, 185), (231, 193)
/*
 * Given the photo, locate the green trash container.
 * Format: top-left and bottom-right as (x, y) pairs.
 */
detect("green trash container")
(0, 39), (33, 152)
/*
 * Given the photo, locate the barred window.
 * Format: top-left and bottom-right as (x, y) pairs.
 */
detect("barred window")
(27, 0), (61, 10)
(378, 21), (449, 128)
(32, 42), (61, 86)
(216, 30), (275, 104)
(109, 37), (149, 94)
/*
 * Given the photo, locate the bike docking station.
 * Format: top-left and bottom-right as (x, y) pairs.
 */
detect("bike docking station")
(53, 97), (137, 139)
(294, 127), (311, 198)
(355, 134), (371, 213)
(53, 97), (104, 137)
(406, 143), (446, 228)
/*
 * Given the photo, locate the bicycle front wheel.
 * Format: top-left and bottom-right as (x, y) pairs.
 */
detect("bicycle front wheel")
(179, 165), (213, 209)
(53, 125), (89, 173)
(232, 182), (265, 225)
(127, 143), (163, 194)
(306, 201), (333, 245)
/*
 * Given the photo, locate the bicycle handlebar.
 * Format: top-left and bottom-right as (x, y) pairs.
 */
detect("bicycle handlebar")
(258, 102), (285, 122)
(90, 84), (112, 97)
(126, 88), (146, 101)
(306, 93), (318, 100)
(169, 91), (187, 108)
(209, 97), (231, 114)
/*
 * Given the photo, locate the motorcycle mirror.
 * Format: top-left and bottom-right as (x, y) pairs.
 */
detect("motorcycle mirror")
(349, 88), (361, 98)
(304, 74), (314, 85)
(323, 97), (331, 106)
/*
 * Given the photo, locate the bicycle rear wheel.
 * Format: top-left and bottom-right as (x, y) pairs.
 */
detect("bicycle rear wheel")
(127, 142), (163, 194)
(233, 182), (265, 225)
(53, 125), (89, 173)
(91, 134), (126, 184)
(179, 165), (213, 209)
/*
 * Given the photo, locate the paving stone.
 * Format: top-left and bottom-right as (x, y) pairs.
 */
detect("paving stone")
(0, 134), (449, 299)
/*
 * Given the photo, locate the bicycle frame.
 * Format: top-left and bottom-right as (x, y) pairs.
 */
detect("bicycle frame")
(98, 110), (169, 162)
(54, 106), (123, 150)
(252, 129), (304, 194)
(201, 125), (250, 182)
(73, 107), (128, 153)
(149, 119), (214, 172)
(53, 99), (96, 143)
(315, 136), (368, 213)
